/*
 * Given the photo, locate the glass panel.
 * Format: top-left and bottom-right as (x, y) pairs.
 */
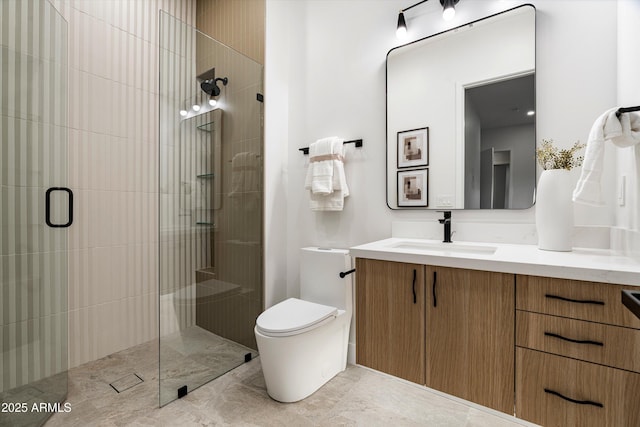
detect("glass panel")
(159, 12), (263, 407)
(0, 1), (68, 426)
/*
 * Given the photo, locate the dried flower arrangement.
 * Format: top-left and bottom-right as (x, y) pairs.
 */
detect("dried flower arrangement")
(536, 139), (586, 170)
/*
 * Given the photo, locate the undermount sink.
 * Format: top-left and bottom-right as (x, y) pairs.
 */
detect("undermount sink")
(389, 240), (497, 255)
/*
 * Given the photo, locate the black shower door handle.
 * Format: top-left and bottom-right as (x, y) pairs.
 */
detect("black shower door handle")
(45, 187), (73, 228)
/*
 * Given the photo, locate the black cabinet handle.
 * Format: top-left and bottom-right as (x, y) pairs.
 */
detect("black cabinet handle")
(45, 187), (73, 228)
(412, 269), (417, 304)
(545, 294), (605, 306)
(544, 388), (603, 408)
(432, 271), (437, 307)
(544, 332), (604, 347)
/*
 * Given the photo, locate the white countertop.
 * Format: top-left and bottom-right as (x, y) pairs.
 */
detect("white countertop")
(350, 238), (640, 286)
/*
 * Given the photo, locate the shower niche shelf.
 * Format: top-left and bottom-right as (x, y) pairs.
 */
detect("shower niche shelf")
(192, 110), (222, 227)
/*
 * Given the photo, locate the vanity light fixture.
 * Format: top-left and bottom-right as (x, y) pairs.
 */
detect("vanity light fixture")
(396, 0), (462, 39)
(441, 0), (459, 21)
(396, 11), (408, 39)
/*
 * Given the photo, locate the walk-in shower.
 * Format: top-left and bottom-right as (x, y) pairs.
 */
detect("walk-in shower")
(1, 3), (264, 422)
(158, 12), (264, 406)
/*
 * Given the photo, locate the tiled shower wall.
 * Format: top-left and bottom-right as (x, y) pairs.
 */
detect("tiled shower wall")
(48, 0), (196, 368)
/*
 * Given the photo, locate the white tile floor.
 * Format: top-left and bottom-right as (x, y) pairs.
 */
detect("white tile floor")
(44, 338), (537, 426)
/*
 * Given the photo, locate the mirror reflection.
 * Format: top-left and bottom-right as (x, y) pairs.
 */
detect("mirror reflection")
(386, 5), (536, 209)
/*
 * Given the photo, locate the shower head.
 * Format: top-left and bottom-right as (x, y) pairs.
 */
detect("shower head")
(200, 77), (228, 97)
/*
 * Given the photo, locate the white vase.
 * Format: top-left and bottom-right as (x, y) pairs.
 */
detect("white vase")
(535, 169), (574, 251)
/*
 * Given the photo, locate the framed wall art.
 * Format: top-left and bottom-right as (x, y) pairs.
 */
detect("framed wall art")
(397, 127), (429, 168)
(397, 168), (428, 207)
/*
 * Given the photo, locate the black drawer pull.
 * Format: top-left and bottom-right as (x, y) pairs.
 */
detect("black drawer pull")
(545, 294), (605, 306)
(544, 388), (603, 408)
(544, 332), (604, 347)
(432, 271), (437, 308)
(412, 269), (417, 304)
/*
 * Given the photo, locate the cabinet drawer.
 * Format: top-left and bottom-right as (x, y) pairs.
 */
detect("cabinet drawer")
(516, 348), (640, 427)
(516, 311), (640, 373)
(516, 275), (640, 329)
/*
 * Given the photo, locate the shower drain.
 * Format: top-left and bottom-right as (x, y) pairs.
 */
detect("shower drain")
(109, 373), (144, 393)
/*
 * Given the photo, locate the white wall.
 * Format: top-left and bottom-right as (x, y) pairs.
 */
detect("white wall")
(265, 0), (621, 305)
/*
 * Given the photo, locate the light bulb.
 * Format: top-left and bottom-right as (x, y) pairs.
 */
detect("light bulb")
(527, 110), (535, 116)
(396, 11), (407, 40)
(192, 104), (200, 112)
(443, 6), (455, 21)
(179, 109), (188, 117)
(208, 98), (217, 107)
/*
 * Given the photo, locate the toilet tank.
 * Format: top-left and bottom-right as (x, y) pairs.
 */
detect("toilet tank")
(300, 247), (352, 311)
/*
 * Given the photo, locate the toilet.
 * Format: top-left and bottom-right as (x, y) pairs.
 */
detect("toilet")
(254, 247), (353, 402)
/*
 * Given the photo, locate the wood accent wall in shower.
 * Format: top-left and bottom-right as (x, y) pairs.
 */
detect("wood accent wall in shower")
(196, 0), (265, 65)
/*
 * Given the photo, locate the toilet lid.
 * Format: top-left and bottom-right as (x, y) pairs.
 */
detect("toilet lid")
(256, 298), (338, 336)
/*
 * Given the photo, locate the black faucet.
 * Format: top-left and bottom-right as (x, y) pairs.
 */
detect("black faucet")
(438, 211), (452, 243)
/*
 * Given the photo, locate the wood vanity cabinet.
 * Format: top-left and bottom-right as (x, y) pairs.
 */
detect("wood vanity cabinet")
(355, 259), (514, 413)
(515, 275), (640, 427)
(355, 258), (426, 384)
(425, 266), (515, 414)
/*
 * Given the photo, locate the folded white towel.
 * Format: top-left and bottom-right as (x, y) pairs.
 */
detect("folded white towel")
(309, 189), (347, 211)
(573, 109), (640, 206)
(305, 138), (335, 195)
(304, 137), (349, 211)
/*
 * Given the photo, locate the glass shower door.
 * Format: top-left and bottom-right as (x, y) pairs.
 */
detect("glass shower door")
(1, 1), (69, 426)
(159, 12), (264, 406)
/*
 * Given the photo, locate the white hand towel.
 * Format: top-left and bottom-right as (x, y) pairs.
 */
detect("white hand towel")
(573, 109), (640, 206)
(304, 136), (349, 211)
(331, 138), (349, 198)
(304, 137), (335, 195)
(309, 190), (346, 211)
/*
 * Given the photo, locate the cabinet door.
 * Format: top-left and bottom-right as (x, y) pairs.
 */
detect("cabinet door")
(426, 266), (514, 414)
(356, 258), (425, 384)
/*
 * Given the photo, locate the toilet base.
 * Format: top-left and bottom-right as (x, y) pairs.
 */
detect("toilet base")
(255, 310), (350, 403)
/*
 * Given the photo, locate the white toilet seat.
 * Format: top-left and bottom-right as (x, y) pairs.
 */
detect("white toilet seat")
(256, 298), (338, 337)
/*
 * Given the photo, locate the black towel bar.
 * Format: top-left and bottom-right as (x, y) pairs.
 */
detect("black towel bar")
(299, 139), (363, 155)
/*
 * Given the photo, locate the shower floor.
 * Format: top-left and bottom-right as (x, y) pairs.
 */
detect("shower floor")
(41, 332), (534, 426)
(159, 326), (256, 405)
